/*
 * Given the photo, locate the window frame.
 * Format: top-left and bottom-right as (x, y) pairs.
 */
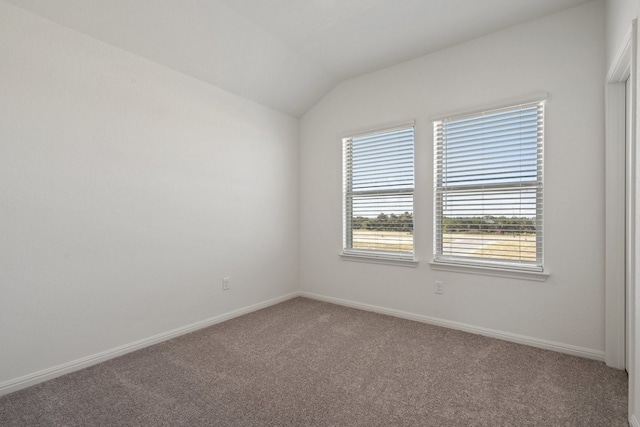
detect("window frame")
(432, 100), (546, 275)
(341, 122), (417, 266)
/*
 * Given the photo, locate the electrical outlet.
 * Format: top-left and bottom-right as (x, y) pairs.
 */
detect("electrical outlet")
(222, 277), (230, 291)
(435, 280), (444, 295)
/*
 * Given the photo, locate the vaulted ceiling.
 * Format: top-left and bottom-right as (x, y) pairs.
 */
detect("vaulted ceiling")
(4, 0), (593, 116)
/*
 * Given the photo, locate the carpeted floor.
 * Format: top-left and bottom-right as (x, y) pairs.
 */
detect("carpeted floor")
(0, 297), (629, 426)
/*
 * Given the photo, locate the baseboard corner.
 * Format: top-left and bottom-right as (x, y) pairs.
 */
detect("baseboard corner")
(0, 291), (299, 397)
(298, 291), (604, 362)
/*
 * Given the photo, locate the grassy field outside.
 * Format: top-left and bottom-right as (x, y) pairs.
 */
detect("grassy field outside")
(460, 234), (536, 262)
(352, 230), (536, 261)
(352, 229), (413, 252)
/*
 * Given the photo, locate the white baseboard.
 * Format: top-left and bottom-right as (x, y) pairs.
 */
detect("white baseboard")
(0, 292), (298, 397)
(299, 292), (605, 362)
(0, 291), (608, 398)
(631, 414), (639, 427)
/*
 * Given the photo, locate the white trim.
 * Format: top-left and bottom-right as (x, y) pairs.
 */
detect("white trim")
(431, 91), (548, 122)
(607, 25), (633, 83)
(631, 415), (640, 427)
(340, 252), (418, 267)
(299, 292), (604, 361)
(429, 260), (549, 282)
(631, 18), (639, 425)
(340, 120), (415, 140)
(605, 21), (633, 370)
(0, 290), (609, 399)
(0, 292), (298, 397)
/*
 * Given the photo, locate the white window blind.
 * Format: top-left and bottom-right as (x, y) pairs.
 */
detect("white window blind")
(343, 125), (415, 258)
(434, 101), (544, 270)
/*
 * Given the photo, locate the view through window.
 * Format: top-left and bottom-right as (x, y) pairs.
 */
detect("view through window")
(343, 125), (415, 258)
(434, 101), (544, 270)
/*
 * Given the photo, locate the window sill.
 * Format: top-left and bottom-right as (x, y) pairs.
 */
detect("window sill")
(340, 252), (418, 268)
(429, 260), (549, 282)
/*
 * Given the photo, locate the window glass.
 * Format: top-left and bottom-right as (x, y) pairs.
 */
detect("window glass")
(343, 125), (415, 259)
(434, 102), (544, 271)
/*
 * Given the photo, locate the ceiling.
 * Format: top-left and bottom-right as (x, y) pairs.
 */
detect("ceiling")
(4, 0), (593, 117)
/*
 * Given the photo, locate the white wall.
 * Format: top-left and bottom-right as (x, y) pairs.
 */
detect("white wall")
(300, 2), (606, 355)
(0, 2), (298, 389)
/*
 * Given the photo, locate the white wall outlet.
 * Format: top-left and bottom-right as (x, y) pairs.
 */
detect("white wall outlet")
(222, 277), (230, 290)
(435, 280), (444, 295)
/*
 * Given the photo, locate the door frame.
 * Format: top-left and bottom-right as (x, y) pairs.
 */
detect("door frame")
(605, 20), (635, 371)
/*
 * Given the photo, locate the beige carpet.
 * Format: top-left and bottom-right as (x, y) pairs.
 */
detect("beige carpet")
(0, 297), (628, 426)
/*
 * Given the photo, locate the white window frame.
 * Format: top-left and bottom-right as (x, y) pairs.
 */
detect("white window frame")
(432, 100), (547, 279)
(341, 123), (417, 267)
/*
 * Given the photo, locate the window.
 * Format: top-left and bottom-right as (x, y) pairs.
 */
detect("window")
(343, 124), (415, 261)
(434, 101), (544, 271)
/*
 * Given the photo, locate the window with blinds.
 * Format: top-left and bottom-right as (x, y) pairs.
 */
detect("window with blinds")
(343, 125), (415, 259)
(434, 101), (544, 271)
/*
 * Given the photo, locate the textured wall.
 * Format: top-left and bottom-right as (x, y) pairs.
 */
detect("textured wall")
(300, 2), (606, 355)
(0, 2), (299, 386)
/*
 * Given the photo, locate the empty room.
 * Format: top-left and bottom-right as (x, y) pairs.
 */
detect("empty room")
(1, 0), (639, 425)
